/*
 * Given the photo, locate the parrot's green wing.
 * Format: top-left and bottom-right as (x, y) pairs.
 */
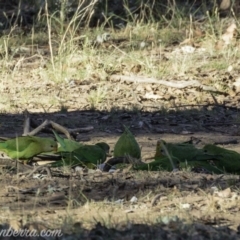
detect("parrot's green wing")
(149, 140), (223, 172)
(52, 130), (82, 152)
(114, 125), (141, 159)
(155, 140), (220, 162)
(51, 142), (109, 168)
(203, 144), (240, 174)
(0, 136), (57, 159)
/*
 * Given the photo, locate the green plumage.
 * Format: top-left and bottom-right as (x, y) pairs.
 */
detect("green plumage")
(203, 144), (240, 174)
(155, 140), (218, 162)
(52, 130), (83, 152)
(0, 136), (57, 159)
(134, 140), (221, 172)
(51, 142), (110, 168)
(113, 126), (141, 159)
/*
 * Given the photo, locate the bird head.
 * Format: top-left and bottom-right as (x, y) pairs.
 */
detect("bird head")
(44, 139), (58, 153)
(155, 140), (167, 158)
(95, 142), (110, 154)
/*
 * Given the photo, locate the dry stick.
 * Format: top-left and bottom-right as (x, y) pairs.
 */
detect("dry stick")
(24, 119), (73, 138)
(50, 121), (72, 139)
(151, 194), (162, 207)
(8, 182), (50, 194)
(110, 74), (218, 92)
(69, 126), (94, 133)
(33, 154), (61, 161)
(210, 93), (220, 105)
(23, 109), (93, 137)
(24, 119), (51, 136)
(50, 121), (94, 137)
(23, 109), (30, 135)
(30, 118), (94, 135)
(17, 165), (52, 178)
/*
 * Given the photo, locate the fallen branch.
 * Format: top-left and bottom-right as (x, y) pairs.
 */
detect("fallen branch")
(22, 110), (94, 138)
(23, 109), (31, 135)
(23, 119), (50, 136)
(17, 165), (52, 178)
(29, 115), (94, 136)
(110, 74), (217, 91)
(50, 121), (72, 139)
(69, 126), (94, 133)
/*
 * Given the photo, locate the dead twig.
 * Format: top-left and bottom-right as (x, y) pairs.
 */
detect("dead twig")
(17, 165), (52, 178)
(23, 119), (51, 136)
(151, 194), (162, 207)
(23, 109), (31, 135)
(32, 154), (61, 161)
(50, 120), (72, 139)
(69, 126), (94, 133)
(23, 110), (94, 138)
(110, 74), (218, 92)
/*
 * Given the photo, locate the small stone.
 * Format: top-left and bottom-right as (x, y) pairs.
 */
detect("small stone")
(130, 196), (138, 203)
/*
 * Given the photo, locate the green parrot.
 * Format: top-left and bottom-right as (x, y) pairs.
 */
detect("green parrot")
(114, 125), (141, 159)
(52, 130), (83, 152)
(135, 140), (221, 172)
(155, 140), (220, 162)
(133, 140), (180, 171)
(0, 136), (57, 160)
(51, 142), (110, 168)
(203, 144), (240, 174)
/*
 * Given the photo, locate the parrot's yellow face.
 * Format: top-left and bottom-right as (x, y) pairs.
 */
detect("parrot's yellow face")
(52, 142), (58, 152)
(51, 143), (58, 153)
(155, 140), (166, 158)
(43, 140), (58, 153)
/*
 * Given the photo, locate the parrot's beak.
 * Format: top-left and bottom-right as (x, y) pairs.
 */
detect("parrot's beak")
(53, 145), (58, 153)
(57, 142), (61, 149)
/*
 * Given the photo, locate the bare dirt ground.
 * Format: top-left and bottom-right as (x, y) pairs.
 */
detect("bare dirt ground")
(1, 98), (240, 239)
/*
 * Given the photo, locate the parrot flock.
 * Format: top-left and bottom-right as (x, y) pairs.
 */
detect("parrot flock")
(1, 126), (240, 174)
(134, 140), (240, 174)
